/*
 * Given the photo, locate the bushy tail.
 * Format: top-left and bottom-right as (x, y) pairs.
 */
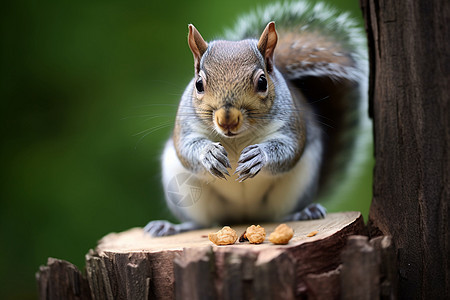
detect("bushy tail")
(224, 1), (371, 199)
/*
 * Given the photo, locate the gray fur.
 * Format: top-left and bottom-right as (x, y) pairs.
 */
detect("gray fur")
(224, 0), (370, 199)
(145, 0), (369, 236)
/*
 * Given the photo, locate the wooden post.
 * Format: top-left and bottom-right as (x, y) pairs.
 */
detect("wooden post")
(340, 235), (397, 300)
(37, 258), (91, 300)
(360, 0), (450, 298)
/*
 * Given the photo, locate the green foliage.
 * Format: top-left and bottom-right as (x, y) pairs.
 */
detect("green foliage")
(0, 0), (371, 298)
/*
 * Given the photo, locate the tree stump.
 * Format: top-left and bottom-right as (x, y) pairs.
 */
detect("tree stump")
(360, 0), (449, 298)
(37, 212), (376, 299)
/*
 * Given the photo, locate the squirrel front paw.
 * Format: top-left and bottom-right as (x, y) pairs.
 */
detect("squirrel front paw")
(235, 144), (267, 182)
(200, 142), (231, 179)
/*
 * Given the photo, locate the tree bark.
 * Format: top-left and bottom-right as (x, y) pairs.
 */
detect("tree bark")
(360, 0), (450, 298)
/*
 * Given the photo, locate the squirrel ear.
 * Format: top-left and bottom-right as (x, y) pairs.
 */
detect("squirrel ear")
(257, 22), (278, 72)
(188, 24), (208, 74)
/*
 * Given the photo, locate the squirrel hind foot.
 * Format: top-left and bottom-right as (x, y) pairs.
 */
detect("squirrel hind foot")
(144, 220), (202, 237)
(283, 203), (327, 222)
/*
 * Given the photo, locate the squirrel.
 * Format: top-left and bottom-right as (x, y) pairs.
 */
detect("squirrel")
(145, 1), (369, 236)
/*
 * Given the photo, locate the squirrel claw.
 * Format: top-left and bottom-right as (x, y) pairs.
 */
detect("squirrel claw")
(235, 144), (266, 181)
(201, 142), (231, 179)
(236, 165), (262, 182)
(211, 167), (228, 179)
(237, 144), (261, 163)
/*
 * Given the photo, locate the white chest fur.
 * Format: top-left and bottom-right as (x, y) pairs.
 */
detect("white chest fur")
(161, 133), (322, 226)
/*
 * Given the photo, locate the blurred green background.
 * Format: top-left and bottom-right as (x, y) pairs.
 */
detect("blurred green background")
(0, 0), (372, 299)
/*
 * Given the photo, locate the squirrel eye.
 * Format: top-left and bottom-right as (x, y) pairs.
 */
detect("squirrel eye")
(195, 78), (204, 93)
(256, 74), (267, 93)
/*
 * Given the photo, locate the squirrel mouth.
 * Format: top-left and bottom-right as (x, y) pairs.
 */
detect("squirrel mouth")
(224, 131), (237, 137)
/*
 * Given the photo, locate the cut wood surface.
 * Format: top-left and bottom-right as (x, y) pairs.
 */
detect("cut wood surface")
(96, 211), (363, 254)
(38, 212), (366, 299)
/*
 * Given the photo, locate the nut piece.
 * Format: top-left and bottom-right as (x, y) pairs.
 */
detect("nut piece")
(208, 226), (238, 245)
(306, 230), (319, 237)
(246, 225), (266, 244)
(269, 224), (294, 245)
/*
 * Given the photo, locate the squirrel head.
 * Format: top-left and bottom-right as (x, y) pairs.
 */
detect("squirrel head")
(187, 22), (278, 138)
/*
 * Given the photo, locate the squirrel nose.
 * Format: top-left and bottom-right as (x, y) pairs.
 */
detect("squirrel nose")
(215, 107), (242, 133)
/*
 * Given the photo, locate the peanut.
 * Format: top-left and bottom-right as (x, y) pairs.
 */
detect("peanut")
(208, 226), (238, 245)
(245, 225), (266, 244)
(269, 224), (294, 245)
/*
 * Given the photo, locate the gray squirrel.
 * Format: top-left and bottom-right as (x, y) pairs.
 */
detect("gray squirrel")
(145, 1), (369, 236)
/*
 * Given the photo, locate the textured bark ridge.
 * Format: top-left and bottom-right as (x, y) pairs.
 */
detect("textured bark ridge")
(37, 212), (399, 299)
(360, 0), (449, 298)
